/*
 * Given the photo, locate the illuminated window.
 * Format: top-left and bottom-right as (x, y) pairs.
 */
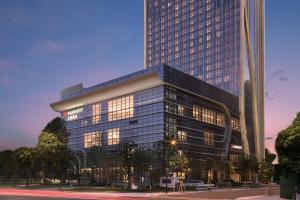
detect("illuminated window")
(208, 169), (213, 182)
(178, 105), (184, 116)
(193, 105), (201, 120)
(107, 128), (120, 145)
(224, 75), (230, 82)
(177, 130), (187, 142)
(92, 103), (101, 124)
(203, 131), (214, 146)
(202, 108), (215, 124)
(84, 131), (101, 148)
(216, 113), (225, 127)
(108, 95), (134, 121)
(231, 118), (240, 131)
(166, 103), (177, 114)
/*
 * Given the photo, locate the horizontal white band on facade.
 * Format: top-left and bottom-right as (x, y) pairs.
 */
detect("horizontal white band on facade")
(51, 73), (163, 112)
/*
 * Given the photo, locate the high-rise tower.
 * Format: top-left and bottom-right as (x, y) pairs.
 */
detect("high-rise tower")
(144, 0), (265, 161)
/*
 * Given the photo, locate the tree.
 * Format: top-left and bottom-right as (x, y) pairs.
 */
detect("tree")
(224, 161), (235, 181)
(275, 112), (300, 194)
(37, 131), (73, 184)
(118, 140), (136, 189)
(86, 146), (107, 184)
(205, 159), (215, 183)
(0, 150), (18, 185)
(275, 117), (300, 175)
(238, 155), (258, 182)
(258, 160), (274, 183)
(15, 147), (37, 187)
(265, 148), (276, 164)
(249, 155), (259, 182)
(258, 148), (276, 183)
(37, 117), (74, 185)
(169, 153), (191, 180)
(214, 157), (224, 183)
(43, 117), (68, 142)
(131, 148), (153, 186)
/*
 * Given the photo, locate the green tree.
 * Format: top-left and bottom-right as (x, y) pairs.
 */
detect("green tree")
(37, 131), (73, 184)
(224, 161), (235, 181)
(37, 117), (74, 185)
(15, 147), (37, 187)
(43, 117), (68, 142)
(258, 160), (274, 183)
(169, 153), (191, 180)
(275, 116), (300, 175)
(275, 112), (300, 193)
(0, 150), (18, 185)
(238, 155), (259, 182)
(249, 155), (259, 182)
(265, 148), (276, 164)
(132, 148), (153, 186)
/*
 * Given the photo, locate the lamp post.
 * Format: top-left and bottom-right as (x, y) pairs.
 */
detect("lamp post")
(165, 139), (176, 194)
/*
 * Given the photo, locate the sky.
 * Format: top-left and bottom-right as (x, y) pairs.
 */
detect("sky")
(0, 0), (299, 155)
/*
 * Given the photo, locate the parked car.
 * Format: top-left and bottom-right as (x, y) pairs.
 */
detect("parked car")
(184, 179), (204, 188)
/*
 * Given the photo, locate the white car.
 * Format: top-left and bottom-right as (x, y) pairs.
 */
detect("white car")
(184, 179), (205, 188)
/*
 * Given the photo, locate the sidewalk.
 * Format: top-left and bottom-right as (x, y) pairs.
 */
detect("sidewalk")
(236, 195), (283, 200)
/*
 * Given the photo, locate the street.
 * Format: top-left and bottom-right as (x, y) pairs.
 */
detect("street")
(0, 187), (281, 200)
(0, 188), (143, 200)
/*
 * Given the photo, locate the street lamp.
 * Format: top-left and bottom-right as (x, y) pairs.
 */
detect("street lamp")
(165, 139), (177, 194)
(171, 139), (176, 146)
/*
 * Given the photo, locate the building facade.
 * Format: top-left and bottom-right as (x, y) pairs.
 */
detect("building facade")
(144, 0), (265, 161)
(51, 65), (243, 179)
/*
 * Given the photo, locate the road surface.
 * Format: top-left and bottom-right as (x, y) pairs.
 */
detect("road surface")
(0, 186), (280, 200)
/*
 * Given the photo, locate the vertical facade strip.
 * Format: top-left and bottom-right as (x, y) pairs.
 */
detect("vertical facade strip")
(239, 0), (250, 156)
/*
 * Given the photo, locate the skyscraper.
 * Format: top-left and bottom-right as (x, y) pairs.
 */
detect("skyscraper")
(144, 0), (264, 161)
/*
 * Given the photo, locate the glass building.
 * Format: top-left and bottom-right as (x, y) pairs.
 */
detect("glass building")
(144, 0), (265, 161)
(51, 65), (243, 179)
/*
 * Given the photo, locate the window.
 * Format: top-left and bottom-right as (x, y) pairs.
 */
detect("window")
(230, 154), (239, 163)
(203, 131), (214, 146)
(92, 103), (101, 124)
(178, 105), (184, 116)
(193, 105), (201, 120)
(166, 90), (176, 100)
(216, 113), (225, 127)
(166, 103), (177, 114)
(208, 169), (213, 182)
(108, 95), (134, 121)
(107, 128), (120, 145)
(84, 131), (101, 148)
(231, 118), (240, 131)
(202, 108), (215, 124)
(177, 130), (187, 142)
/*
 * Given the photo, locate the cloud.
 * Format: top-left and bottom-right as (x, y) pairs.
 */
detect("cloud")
(265, 69), (289, 101)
